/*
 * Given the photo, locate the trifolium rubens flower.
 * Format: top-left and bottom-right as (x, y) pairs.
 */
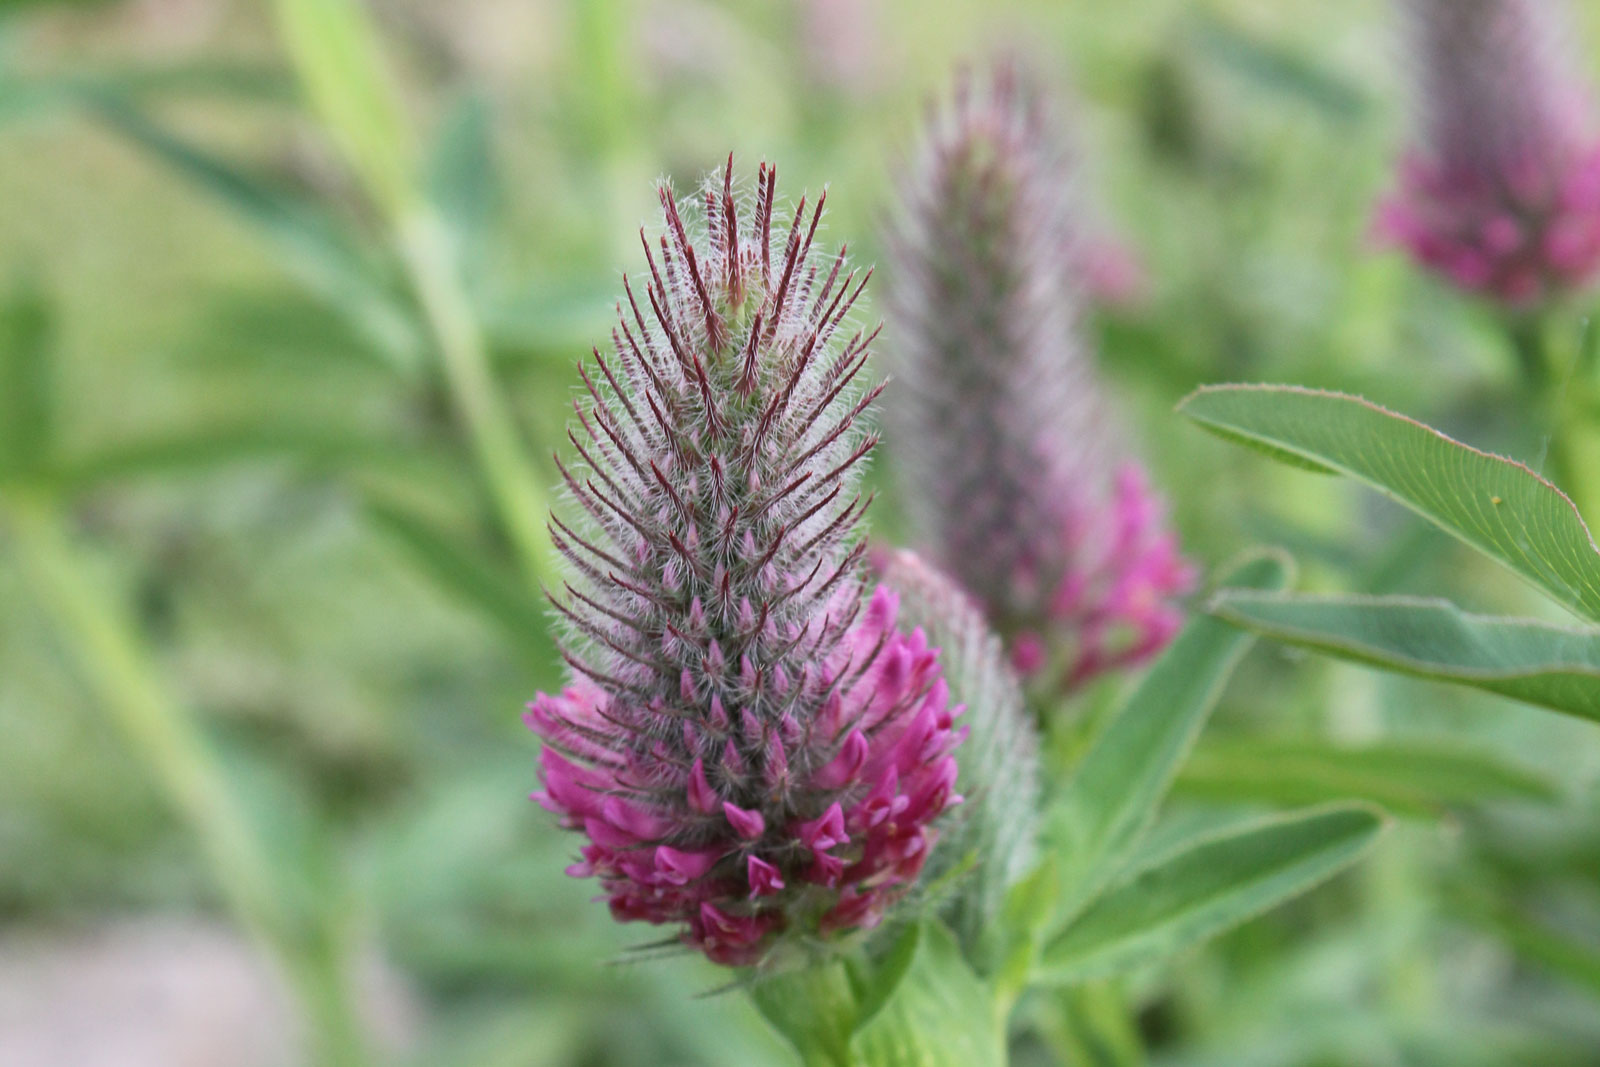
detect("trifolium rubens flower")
(527, 158), (967, 967)
(1378, 0), (1600, 306)
(884, 62), (1194, 693)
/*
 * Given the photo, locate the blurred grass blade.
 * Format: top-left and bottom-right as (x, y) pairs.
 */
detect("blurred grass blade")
(1456, 898), (1600, 1000)
(273, 0), (416, 216)
(87, 96), (421, 371)
(270, 0), (557, 589)
(53, 422), (413, 489)
(0, 277), (55, 482)
(1177, 738), (1560, 817)
(0, 64), (290, 126)
(1211, 590), (1600, 723)
(1179, 385), (1600, 621)
(6, 495), (373, 1064)
(364, 498), (556, 677)
(848, 922), (1006, 1067)
(1188, 11), (1368, 120)
(1045, 549), (1293, 928)
(1038, 805), (1384, 985)
(426, 92), (497, 290)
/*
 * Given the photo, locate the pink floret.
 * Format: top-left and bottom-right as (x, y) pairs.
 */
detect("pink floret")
(526, 586), (965, 966)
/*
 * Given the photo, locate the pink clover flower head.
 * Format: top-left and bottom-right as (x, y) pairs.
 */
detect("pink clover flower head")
(885, 62), (1194, 690)
(526, 159), (965, 967)
(1379, 0), (1600, 306)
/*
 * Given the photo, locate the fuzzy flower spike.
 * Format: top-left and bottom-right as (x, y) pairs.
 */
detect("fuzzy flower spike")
(885, 64), (1194, 691)
(527, 158), (965, 967)
(1378, 0), (1600, 306)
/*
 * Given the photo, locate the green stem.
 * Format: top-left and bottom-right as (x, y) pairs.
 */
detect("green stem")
(395, 210), (557, 588)
(4, 492), (371, 1067)
(571, 0), (641, 263)
(1508, 314), (1600, 524)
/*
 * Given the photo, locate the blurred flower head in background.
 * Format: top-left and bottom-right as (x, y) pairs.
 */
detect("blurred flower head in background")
(526, 160), (965, 967)
(1378, 0), (1600, 307)
(884, 61), (1193, 693)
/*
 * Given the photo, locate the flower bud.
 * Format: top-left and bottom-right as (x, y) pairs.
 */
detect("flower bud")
(1378, 0), (1600, 305)
(884, 63), (1193, 691)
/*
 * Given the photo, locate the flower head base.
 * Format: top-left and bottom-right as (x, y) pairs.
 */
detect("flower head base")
(527, 158), (964, 967)
(1378, 0), (1600, 306)
(885, 63), (1194, 690)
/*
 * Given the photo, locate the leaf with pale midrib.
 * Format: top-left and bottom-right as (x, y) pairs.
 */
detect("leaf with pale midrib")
(1179, 385), (1600, 622)
(1211, 590), (1600, 723)
(1038, 805), (1384, 985)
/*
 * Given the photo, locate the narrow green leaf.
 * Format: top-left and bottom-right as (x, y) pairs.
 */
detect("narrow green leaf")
(87, 97), (421, 370)
(1046, 550), (1293, 926)
(1211, 590), (1600, 723)
(1038, 805), (1385, 984)
(849, 922), (1005, 1067)
(1179, 385), (1600, 622)
(51, 422), (413, 489)
(426, 92), (497, 285)
(1189, 11), (1368, 120)
(0, 278), (54, 481)
(1457, 899), (1600, 1000)
(273, 0), (416, 216)
(1176, 737), (1560, 817)
(364, 499), (556, 677)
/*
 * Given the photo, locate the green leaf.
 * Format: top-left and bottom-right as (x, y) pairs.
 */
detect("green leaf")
(86, 97), (421, 371)
(0, 277), (54, 481)
(749, 961), (859, 1067)
(1188, 11), (1368, 121)
(849, 922), (1005, 1067)
(1210, 590), (1600, 724)
(1037, 805), (1385, 985)
(1456, 898), (1600, 1000)
(1179, 385), (1600, 622)
(273, 0), (416, 216)
(51, 422), (414, 489)
(1046, 550), (1293, 927)
(364, 498), (557, 679)
(1176, 737), (1560, 817)
(426, 92), (497, 287)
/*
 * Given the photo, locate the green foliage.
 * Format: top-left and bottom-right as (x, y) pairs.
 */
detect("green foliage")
(7, 1), (1600, 1064)
(363, 497), (557, 680)
(272, 0), (417, 217)
(751, 922), (1004, 1067)
(1176, 737), (1560, 816)
(1038, 805), (1384, 984)
(849, 923), (1005, 1067)
(1179, 385), (1600, 622)
(1045, 550), (1294, 929)
(0, 277), (54, 482)
(1210, 592), (1600, 723)
(87, 96), (421, 370)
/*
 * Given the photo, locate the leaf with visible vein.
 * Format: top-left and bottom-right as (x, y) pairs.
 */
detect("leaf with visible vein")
(1176, 737), (1559, 816)
(1038, 805), (1384, 985)
(1211, 590), (1600, 723)
(1180, 385), (1600, 621)
(1046, 550), (1292, 928)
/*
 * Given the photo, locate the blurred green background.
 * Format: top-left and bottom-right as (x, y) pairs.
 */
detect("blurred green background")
(3, 0), (1600, 1063)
